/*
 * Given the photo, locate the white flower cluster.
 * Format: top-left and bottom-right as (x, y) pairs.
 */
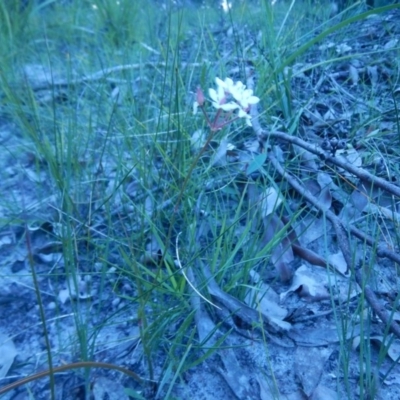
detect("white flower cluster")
(209, 77), (260, 126)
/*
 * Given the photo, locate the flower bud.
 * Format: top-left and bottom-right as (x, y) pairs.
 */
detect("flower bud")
(196, 86), (205, 106)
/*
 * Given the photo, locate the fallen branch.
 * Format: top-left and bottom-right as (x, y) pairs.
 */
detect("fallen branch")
(26, 61), (206, 91)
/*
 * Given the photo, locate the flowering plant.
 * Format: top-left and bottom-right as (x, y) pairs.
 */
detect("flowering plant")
(193, 77), (260, 131)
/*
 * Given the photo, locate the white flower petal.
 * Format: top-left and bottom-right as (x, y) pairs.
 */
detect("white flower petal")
(217, 85), (225, 99)
(220, 102), (239, 111)
(215, 77), (225, 87)
(237, 89), (260, 109)
(208, 78), (259, 123)
(193, 101), (199, 115)
(209, 88), (218, 102)
(211, 85), (226, 102)
(225, 77), (234, 89)
(238, 108), (248, 118)
(233, 81), (245, 92)
(247, 96), (260, 104)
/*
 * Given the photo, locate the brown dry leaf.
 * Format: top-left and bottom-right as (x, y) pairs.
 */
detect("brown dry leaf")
(280, 264), (359, 303)
(294, 217), (326, 246)
(58, 275), (93, 304)
(218, 347), (258, 399)
(367, 65), (378, 87)
(190, 129), (206, 151)
(323, 108), (336, 121)
(259, 186), (283, 217)
(317, 175), (333, 211)
(0, 333), (17, 379)
(349, 180), (400, 223)
(374, 336), (400, 363)
(284, 220), (327, 268)
(243, 138), (261, 153)
(318, 41), (335, 51)
(336, 43), (352, 55)
(310, 385), (338, 400)
(193, 294), (220, 344)
(248, 270), (280, 302)
(295, 346), (332, 397)
(261, 214), (294, 282)
(353, 335), (400, 363)
(92, 377), (129, 400)
(0, 234), (13, 249)
(280, 265), (330, 302)
(304, 177), (332, 212)
(187, 265), (225, 347)
(384, 38), (398, 50)
(349, 64), (359, 86)
(339, 184), (369, 223)
(338, 175), (400, 223)
(289, 323), (361, 347)
(366, 203), (400, 223)
(210, 137), (228, 167)
(326, 251), (348, 275)
(256, 374), (282, 400)
(189, 267), (261, 400)
(293, 143), (319, 171)
(25, 168), (47, 183)
(354, 182), (375, 207)
(335, 147), (362, 181)
(246, 270), (291, 331)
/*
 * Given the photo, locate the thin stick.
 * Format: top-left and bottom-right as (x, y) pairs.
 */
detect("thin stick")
(27, 62), (206, 91)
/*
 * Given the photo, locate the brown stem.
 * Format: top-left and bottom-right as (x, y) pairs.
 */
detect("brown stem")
(0, 361), (143, 395)
(355, 270), (400, 340)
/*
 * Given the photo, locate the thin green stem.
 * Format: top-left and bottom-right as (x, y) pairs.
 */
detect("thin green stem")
(25, 226), (56, 400)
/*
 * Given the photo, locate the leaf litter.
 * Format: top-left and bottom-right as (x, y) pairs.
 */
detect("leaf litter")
(1, 3), (400, 400)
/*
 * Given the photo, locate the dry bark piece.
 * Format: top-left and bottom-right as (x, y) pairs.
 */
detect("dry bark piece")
(295, 346), (332, 397)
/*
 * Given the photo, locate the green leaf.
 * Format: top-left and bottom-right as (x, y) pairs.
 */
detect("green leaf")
(246, 153), (267, 176)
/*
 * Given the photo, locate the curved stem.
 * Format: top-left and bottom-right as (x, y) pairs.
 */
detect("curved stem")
(0, 361), (143, 395)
